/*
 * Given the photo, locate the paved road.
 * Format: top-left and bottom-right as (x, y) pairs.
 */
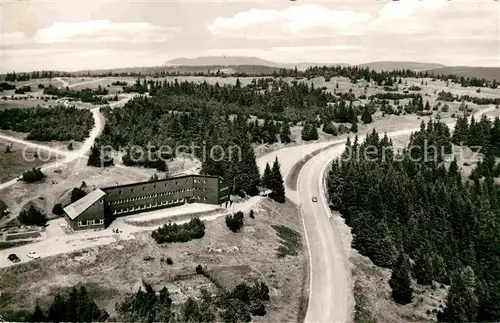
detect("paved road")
(297, 105), (497, 323)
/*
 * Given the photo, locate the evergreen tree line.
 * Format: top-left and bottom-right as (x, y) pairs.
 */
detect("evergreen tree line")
(453, 115), (500, 156)
(21, 279), (271, 322)
(116, 279), (269, 323)
(147, 78), (336, 122)
(4, 64), (497, 88)
(24, 286), (109, 323)
(302, 65), (497, 88)
(327, 122), (500, 321)
(3, 71), (71, 82)
(43, 84), (108, 105)
(0, 106), (94, 141)
(438, 91), (500, 105)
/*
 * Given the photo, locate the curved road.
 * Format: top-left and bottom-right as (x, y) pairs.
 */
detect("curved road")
(295, 105), (496, 322)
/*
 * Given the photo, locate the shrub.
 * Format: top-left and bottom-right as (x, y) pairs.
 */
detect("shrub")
(225, 211), (244, 233)
(52, 203), (64, 216)
(21, 168), (45, 183)
(249, 210), (255, 219)
(196, 264), (204, 274)
(166, 257), (173, 265)
(18, 205), (48, 226)
(151, 217), (205, 244)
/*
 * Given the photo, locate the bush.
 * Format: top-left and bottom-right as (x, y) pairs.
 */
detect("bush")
(166, 257), (173, 265)
(196, 264), (204, 274)
(70, 187), (87, 203)
(52, 203), (64, 216)
(21, 168), (45, 183)
(225, 211), (244, 232)
(18, 205), (48, 226)
(152, 217), (205, 244)
(249, 210), (255, 219)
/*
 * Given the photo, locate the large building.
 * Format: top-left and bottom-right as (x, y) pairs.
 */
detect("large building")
(64, 174), (230, 230)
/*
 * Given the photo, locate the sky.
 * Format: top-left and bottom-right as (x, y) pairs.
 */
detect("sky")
(0, 0), (499, 72)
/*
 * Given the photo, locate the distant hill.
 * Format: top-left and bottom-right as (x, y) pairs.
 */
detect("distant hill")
(358, 61), (446, 72)
(72, 56), (498, 81)
(427, 66), (500, 82)
(165, 56), (279, 67)
(165, 56), (349, 71)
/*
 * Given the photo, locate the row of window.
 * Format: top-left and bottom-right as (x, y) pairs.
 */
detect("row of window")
(78, 219), (104, 227)
(113, 198), (186, 214)
(109, 187), (208, 205)
(113, 179), (209, 195)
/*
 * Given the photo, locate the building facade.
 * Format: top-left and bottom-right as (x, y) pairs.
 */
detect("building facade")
(63, 189), (106, 231)
(63, 175), (230, 230)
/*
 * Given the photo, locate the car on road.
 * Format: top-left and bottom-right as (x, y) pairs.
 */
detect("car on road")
(312, 196), (318, 202)
(7, 254), (20, 263)
(26, 251), (40, 259)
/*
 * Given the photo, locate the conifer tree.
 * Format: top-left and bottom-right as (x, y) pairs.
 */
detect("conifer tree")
(29, 303), (46, 323)
(270, 157), (286, 203)
(389, 253), (414, 305)
(361, 106), (373, 124)
(262, 162), (272, 189)
(438, 267), (479, 322)
(280, 121), (291, 143)
(351, 118), (358, 133)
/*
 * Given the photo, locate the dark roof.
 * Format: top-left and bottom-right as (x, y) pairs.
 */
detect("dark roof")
(102, 174), (223, 191)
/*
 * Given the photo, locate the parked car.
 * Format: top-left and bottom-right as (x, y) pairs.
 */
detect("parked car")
(312, 197), (318, 202)
(8, 254), (20, 263)
(26, 251), (40, 259)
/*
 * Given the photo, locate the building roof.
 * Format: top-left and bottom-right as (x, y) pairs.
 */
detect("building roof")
(101, 174), (223, 192)
(63, 189), (105, 220)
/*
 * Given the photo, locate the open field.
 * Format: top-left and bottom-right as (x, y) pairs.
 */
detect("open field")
(0, 198), (307, 322)
(0, 138), (56, 183)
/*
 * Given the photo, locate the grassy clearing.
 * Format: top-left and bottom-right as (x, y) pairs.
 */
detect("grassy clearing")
(354, 281), (376, 323)
(0, 139), (55, 183)
(272, 224), (302, 258)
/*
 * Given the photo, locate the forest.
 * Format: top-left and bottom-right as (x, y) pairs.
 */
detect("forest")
(0, 106), (94, 141)
(327, 121), (500, 321)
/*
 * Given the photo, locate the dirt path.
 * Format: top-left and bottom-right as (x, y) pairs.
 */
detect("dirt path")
(0, 94), (135, 192)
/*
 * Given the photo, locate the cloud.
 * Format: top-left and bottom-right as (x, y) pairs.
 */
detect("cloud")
(33, 20), (180, 43)
(1, 19), (180, 46)
(208, 4), (371, 39)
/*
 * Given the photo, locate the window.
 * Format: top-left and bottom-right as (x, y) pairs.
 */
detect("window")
(99, 219), (104, 224)
(131, 188), (134, 192)
(78, 220), (88, 227)
(204, 180), (207, 183)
